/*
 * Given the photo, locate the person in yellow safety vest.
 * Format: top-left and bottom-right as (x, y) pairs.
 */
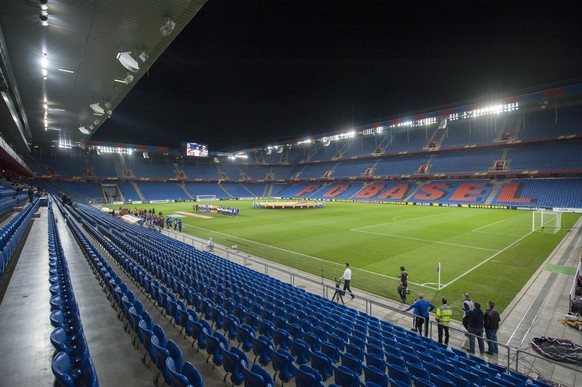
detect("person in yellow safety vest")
(436, 298), (453, 345)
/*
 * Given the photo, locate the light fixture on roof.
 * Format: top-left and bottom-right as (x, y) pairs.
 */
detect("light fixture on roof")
(79, 125), (91, 135)
(104, 102), (112, 117)
(160, 18), (176, 37)
(39, 4), (48, 26)
(138, 50), (149, 62)
(124, 73), (134, 84)
(116, 51), (139, 73)
(90, 103), (105, 116)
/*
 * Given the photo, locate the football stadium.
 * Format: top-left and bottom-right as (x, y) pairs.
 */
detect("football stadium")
(1, 2), (582, 387)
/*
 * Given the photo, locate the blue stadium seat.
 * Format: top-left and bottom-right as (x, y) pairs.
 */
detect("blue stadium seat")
(295, 364), (326, 387)
(309, 350), (333, 381)
(363, 364), (389, 387)
(332, 365), (360, 387)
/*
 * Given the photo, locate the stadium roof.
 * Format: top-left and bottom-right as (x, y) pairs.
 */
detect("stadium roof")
(0, 0), (205, 155)
(1, 1), (582, 159)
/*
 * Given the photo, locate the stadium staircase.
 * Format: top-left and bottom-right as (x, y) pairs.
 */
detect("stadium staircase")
(217, 182), (234, 198)
(130, 182), (145, 202)
(483, 179), (506, 205)
(240, 183), (258, 198)
(404, 181), (426, 202)
(113, 154), (125, 177)
(178, 183), (194, 200)
(425, 126), (443, 149)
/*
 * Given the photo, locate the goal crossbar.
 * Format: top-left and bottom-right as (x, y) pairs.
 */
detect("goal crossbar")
(195, 194), (218, 201)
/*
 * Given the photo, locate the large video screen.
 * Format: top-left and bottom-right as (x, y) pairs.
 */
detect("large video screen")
(186, 142), (208, 157)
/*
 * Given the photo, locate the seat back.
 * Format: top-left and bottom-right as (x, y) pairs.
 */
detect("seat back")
(182, 361), (203, 387)
(364, 352), (386, 372)
(290, 337), (311, 365)
(166, 357), (189, 387)
(320, 341), (340, 363)
(309, 350), (333, 381)
(51, 351), (74, 387)
(333, 364), (360, 387)
(151, 335), (170, 374)
(166, 340), (183, 373)
(270, 347), (296, 383)
(295, 364), (324, 387)
(363, 364), (389, 387)
(251, 335), (273, 366)
(430, 373), (456, 387)
(340, 352), (363, 375)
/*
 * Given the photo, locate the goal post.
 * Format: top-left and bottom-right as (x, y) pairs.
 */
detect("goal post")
(532, 209), (562, 233)
(195, 194), (218, 201)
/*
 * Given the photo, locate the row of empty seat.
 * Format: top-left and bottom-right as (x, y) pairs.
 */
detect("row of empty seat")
(0, 198), (39, 276)
(47, 203), (98, 386)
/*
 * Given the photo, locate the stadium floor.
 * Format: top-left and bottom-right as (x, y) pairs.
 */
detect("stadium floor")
(0, 204), (580, 386)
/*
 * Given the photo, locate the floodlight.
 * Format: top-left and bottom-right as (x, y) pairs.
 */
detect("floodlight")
(116, 51), (139, 73)
(138, 51), (149, 62)
(321, 137), (330, 146)
(90, 103), (105, 115)
(160, 18), (176, 37)
(124, 73), (134, 83)
(79, 125), (90, 135)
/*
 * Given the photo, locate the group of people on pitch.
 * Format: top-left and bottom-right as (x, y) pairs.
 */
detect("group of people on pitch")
(399, 267), (501, 355)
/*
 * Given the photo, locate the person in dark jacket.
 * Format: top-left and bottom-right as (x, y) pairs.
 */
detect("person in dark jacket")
(467, 302), (485, 354)
(484, 301), (501, 355)
(405, 293), (435, 337)
(398, 266), (408, 303)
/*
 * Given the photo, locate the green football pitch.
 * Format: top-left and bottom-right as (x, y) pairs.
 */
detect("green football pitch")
(142, 201), (579, 315)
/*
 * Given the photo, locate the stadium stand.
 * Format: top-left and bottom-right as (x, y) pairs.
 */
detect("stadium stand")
(5, 83), (582, 385)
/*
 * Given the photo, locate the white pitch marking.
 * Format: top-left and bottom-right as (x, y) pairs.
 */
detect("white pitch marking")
(354, 210), (459, 231)
(351, 229), (500, 252)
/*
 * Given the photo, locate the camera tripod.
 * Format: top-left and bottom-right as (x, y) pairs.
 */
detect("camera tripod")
(331, 279), (345, 305)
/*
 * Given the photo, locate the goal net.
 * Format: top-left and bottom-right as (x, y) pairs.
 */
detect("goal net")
(532, 210), (562, 233)
(195, 194), (218, 201)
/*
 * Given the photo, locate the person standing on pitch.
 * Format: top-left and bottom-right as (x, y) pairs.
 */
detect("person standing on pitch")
(436, 298), (452, 345)
(339, 263), (355, 299)
(398, 266), (408, 303)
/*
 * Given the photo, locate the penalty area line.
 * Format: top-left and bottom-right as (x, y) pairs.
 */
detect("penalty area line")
(438, 229), (534, 290)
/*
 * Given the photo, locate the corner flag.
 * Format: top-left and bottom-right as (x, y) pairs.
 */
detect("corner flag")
(437, 262), (441, 290)
(437, 262), (441, 272)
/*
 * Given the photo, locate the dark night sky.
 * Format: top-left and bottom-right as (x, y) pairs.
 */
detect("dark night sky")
(93, 1), (582, 152)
